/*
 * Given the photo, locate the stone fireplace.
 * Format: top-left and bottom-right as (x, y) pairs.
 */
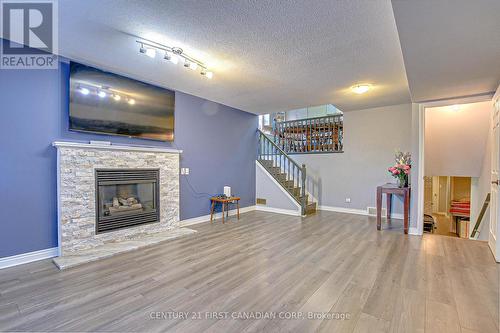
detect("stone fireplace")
(53, 141), (184, 258)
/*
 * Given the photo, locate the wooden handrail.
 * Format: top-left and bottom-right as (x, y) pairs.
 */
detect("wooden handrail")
(471, 193), (490, 238)
(275, 114), (343, 154)
(257, 129), (307, 215)
(257, 129), (302, 170)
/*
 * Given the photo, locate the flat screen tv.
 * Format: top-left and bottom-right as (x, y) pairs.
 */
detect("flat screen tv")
(69, 62), (175, 141)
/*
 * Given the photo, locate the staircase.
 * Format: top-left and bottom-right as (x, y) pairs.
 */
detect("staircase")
(257, 129), (317, 215)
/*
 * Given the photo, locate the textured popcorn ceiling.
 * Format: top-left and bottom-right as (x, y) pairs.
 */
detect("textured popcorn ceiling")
(55, 0), (410, 114)
(20, 1), (499, 114)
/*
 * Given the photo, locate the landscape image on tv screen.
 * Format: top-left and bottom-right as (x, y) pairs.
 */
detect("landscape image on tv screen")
(69, 62), (175, 141)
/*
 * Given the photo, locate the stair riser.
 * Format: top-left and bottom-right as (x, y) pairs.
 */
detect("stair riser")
(259, 159), (316, 215)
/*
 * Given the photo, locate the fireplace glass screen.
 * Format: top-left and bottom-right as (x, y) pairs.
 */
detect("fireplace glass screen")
(95, 169), (160, 233)
(98, 183), (156, 217)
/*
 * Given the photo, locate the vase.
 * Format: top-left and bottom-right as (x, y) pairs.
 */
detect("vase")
(397, 177), (408, 188)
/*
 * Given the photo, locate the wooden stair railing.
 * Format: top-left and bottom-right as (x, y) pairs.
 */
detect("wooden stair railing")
(257, 129), (316, 215)
(471, 193), (490, 238)
(274, 114), (343, 154)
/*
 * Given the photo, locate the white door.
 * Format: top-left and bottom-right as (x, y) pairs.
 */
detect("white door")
(489, 86), (500, 261)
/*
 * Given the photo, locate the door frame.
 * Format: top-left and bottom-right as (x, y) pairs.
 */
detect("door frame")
(490, 87), (500, 261)
(415, 93), (495, 236)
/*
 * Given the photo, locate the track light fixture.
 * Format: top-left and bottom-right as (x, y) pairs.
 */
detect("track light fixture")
(139, 44), (156, 58)
(137, 40), (213, 79)
(200, 69), (213, 80)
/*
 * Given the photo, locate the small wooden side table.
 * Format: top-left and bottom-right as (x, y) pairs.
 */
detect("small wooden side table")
(210, 197), (241, 223)
(376, 184), (410, 234)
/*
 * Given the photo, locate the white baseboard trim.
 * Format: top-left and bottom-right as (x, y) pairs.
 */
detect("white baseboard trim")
(255, 205), (301, 216)
(0, 247), (58, 270)
(318, 205), (404, 219)
(179, 205), (256, 227)
(408, 227), (421, 236)
(318, 205), (367, 216)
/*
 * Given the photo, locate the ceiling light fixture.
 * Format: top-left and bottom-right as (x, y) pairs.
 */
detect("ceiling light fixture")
(139, 43), (156, 58)
(451, 104), (460, 111)
(352, 84), (370, 94)
(136, 40), (213, 79)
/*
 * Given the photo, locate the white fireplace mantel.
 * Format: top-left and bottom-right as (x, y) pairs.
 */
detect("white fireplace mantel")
(52, 141), (183, 154)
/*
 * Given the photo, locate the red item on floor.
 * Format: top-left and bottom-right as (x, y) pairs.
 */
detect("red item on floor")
(449, 200), (470, 216)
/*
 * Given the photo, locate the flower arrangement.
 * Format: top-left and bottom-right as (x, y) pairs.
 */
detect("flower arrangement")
(388, 150), (411, 188)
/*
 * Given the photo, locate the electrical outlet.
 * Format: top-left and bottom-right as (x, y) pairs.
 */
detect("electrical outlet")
(185, 168), (190, 175)
(345, 198), (351, 203)
(180, 168), (185, 175)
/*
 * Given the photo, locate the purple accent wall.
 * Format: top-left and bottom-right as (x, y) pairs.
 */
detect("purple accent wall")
(0, 60), (257, 257)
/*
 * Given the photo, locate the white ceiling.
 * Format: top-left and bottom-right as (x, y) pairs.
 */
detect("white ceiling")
(4, 1), (499, 114)
(54, 0), (410, 114)
(425, 101), (491, 177)
(392, 0), (500, 103)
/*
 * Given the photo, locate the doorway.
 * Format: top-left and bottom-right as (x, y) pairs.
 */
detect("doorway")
(424, 176), (472, 237)
(420, 100), (492, 242)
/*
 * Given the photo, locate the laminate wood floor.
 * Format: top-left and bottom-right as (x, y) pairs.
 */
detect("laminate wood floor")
(0, 211), (498, 332)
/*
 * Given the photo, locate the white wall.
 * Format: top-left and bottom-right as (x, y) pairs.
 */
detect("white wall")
(425, 102), (490, 177)
(255, 162), (301, 214)
(470, 123), (492, 240)
(294, 103), (412, 216)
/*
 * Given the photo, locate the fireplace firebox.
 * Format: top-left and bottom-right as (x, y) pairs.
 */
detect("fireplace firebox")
(95, 169), (160, 233)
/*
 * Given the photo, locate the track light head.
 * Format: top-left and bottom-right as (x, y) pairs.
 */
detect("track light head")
(200, 68), (213, 79)
(97, 90), (106, 98)
(164, 51), (172, 61)
(139, 44), (156, 58)
(184, 60), (191, 68)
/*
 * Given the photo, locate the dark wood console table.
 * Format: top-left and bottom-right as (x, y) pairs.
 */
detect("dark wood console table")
(376, 183), (410, 234)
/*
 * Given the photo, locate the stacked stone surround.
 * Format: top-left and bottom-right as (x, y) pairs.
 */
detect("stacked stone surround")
(56, 144), (180, 256)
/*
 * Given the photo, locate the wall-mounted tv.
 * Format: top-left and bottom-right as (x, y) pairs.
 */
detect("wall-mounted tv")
(69, 62), (175, 141)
